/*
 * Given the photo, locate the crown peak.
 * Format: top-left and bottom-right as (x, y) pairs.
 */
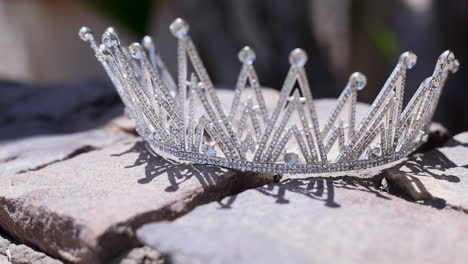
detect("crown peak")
(399, 51), (417, 69)
(238, 46), (256, 64)
(350, 72), (367, 90)
(289, 48), (308, 67)
(79, 26), (93, 42)
(129, 42), (144, 60)
(439, 50), (459, 73)
(102, 28), (120, 48)
(170, 18), (190, 39)
(142, 36), (153, 48)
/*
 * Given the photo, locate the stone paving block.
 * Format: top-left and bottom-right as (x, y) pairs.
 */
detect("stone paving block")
(0, 138), (273, 263)
(0, 127), (132, 177)
(138, 177), (468, 264)
(384, 132), (468, 212)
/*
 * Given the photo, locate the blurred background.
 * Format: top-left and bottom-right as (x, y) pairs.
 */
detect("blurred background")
(0, 0), (467, 142)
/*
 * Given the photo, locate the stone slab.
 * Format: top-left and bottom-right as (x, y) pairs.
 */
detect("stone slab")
(0, 127), (131, 177)
(138, 178), (468, 264)
(0, 138), (274, 263)
(384, 132), (468, 212)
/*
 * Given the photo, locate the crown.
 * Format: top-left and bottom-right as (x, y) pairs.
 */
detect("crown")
(79, 18), (459, 176)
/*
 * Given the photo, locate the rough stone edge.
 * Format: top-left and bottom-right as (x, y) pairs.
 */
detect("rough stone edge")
(0, 171), (276, 264)
(96, 171), (276, 263)
(0, 197), (93, 263)
(0, 231), (63, 264)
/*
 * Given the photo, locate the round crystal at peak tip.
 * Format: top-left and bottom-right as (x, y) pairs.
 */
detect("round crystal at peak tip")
(129, 43), (143, 59)
(289, 49), (308, 67)
(350, 72), (367, 90)
(170, 18), (189, 39)
(79, 27), (93, 41)
(400, 51), (417, 69)
(142, 36), (154, 49)
(102, 29), (120, 48)
(238, 46), (256, 64)
(438, 50), (455, 62)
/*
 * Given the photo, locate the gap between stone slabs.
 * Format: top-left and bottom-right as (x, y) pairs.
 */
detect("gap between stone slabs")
(0, 138), (276, 264)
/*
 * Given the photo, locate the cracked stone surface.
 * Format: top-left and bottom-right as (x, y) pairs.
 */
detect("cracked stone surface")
(0, 138), (274, 263)
(384, 132), (468, 212)
(138, 177), (468, 264)
(0, 127), (132, 177)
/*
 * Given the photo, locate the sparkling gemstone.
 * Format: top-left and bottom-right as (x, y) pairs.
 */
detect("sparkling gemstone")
(238, 46), (256, 64)
(102, 27), (119, 48)
(289, 49), (308, 67)
(103, 36), (112, 48)
(129, 43), (142, 59)
(367, 147), (381, 160)
(203, 143), (217, 156)
(401, 51), (417, 69)
(284, 152), (299, 165)
(405, 54), (417, 69)
(142, 36), (153, 49)
(352, 72), (367, 90)
(79, 27), (92, 41)
(170, 18), (189, 39)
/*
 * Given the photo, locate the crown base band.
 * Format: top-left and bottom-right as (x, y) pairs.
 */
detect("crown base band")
(145, 134), (418, 177)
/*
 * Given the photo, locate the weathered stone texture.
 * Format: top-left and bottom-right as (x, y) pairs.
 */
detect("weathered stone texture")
(0, 138), (274, 263)
(385, 132), (468, 212)
(0, 127), (131, 177)
(138, 178), (468, 264)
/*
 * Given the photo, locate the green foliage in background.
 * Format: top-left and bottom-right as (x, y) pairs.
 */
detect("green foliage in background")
(367, 24), (398, 62)
(351, 0), (399, 63)
(84, 0), (152, 36)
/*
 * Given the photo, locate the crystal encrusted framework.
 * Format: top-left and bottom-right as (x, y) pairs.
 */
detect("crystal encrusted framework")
(79, 18), (459, 176)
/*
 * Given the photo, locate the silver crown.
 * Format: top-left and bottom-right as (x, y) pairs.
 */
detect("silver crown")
(79, 18), (459, 176)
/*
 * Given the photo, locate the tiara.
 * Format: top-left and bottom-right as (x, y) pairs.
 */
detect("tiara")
(79, 18), (459, 176)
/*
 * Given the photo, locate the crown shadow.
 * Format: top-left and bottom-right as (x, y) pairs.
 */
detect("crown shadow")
(113, 141), (393, 209)
(401, 150), (460, 183)
(217, 176), (390, 209)
(112, 141), (230, 192)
